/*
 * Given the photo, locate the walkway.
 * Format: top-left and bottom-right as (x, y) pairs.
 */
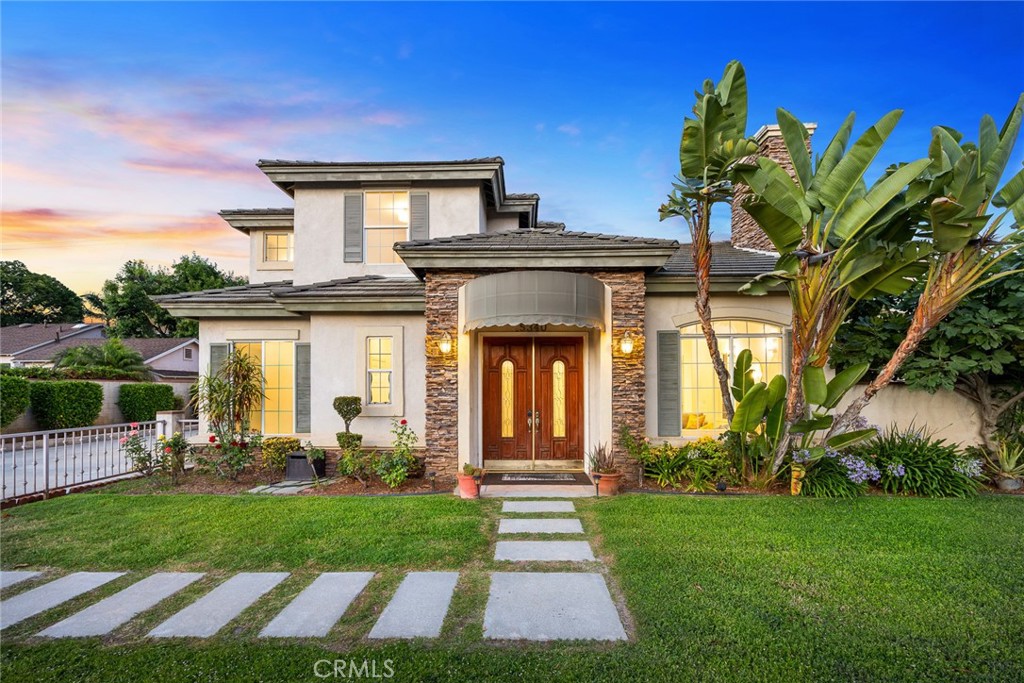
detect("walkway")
(0, 497), (627, 642)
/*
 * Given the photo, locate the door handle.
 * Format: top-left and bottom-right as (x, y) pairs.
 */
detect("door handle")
(526, 410), (533, 433)
(535, 410), (541, 430)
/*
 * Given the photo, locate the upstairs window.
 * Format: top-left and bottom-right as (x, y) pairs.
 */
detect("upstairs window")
(364, 191), (409, 264)
(264, 232), (293, 263)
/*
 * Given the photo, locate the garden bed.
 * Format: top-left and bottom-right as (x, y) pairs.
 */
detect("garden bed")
(300, 475), (455, 496)
(94, 467), (281, 495)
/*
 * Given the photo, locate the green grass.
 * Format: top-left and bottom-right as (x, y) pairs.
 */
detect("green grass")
(0, 493), (491, 570)
(2, 493), (1022, 682)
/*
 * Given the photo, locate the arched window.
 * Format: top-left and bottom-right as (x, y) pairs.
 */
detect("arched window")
(678, 320), (785, 431)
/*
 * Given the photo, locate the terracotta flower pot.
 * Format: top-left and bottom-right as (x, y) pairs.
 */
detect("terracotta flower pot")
(457, 473), (480, 499)
(596, 472), (623, 496)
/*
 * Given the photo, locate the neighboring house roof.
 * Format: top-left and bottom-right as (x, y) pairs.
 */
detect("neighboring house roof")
(397, 227), (679, 250)
(0, 323), (104, 356)
(656, 241), (780, 278)
(150, 369), (199, 380)
(12, 336), (198, 364)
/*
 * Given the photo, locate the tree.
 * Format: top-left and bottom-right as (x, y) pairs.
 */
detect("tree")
(659, 61), (758, 422)
(54, 338), (152, 381)
(831, 96), (1024, 434)
(832, 255), (1024, 452)
(0, 261), (86, 325)
(87, 253), (245, 338)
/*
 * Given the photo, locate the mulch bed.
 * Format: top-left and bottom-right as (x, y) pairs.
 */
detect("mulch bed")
(109, 468), (282, 495)
(299, 476), (455, 496)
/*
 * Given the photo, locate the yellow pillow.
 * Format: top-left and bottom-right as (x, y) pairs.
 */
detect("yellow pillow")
(685, 413), (705, 430)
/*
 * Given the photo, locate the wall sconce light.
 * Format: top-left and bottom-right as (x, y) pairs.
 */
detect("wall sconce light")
(438, 331), (453, 355)
(619, 331), (635, 355)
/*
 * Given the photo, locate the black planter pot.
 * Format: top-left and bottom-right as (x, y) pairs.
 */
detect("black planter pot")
(285, 452), (326, 480)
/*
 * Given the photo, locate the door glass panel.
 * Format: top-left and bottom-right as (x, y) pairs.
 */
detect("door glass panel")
(501, 360), (514, 438)
(552, 360), (566, 438)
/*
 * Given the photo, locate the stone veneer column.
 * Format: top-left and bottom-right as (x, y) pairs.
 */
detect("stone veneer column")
(423, 271), (477, 478)
(590, 271), (646, 485)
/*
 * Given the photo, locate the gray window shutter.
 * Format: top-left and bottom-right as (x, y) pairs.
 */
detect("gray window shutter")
(344, 192), (364, 263)
(295, 343), (311, 433)
(409, 191), (429, 241)
(657, 331), (681, 437)
(209, 343), (228, 376)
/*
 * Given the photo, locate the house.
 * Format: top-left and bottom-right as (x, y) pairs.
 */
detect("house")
(6, 335), (200, 383)
(155, 135), (979, 481)
(0, 323), (105, 366)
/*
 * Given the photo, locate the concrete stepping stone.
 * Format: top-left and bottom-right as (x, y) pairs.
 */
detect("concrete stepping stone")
(260, 572), (374, 638)
(498, 518), (584, 534)
(0, 571), (41, 590)
(148, 572), (288, 638)
(367, 572), (458, 639)
(0, 572), (126, 629)
(38, 572), (204, 638)
(484, 572), (627, 641)
(502, 501), (576, 513)
(494, 541), (596, 562)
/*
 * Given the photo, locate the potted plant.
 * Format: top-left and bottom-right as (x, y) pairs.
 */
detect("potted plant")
(304, 441), (327, 480)
(588, 443), (622, 496)
(458, 463), (481, 499)
(334, 396), (363, 451)
(985, 441), (1024, 491)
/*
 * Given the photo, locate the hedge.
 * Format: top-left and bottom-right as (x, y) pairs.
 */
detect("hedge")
(1, 375), (32, 428)
(118, 383), (175, 423)
(30, 381), (103, 430)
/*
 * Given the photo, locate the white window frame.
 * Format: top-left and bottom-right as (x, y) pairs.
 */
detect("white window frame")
(363, 190), (409, 265)
(183, 347), (193, 360)
(356, 326), (404, 417)
(229, 340), (297, 436)
(257, 230), (294, 271)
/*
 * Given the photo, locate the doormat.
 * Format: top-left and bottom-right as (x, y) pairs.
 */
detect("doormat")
(482, 472), (592, 486)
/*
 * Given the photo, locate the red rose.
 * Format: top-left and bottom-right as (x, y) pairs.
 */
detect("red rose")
(239, 442), (247, 448)
(230, 441), (238, 447)
(208, 435), (216, 443)
(164, 447), (173, 454)
(400, 419), (407, 425)
(215, 444), (222, 450)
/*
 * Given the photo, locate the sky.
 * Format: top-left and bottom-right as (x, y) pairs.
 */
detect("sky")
(2, 1), (1023, 295)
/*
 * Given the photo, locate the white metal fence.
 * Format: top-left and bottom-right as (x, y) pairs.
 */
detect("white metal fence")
(1, 420), (168, 503)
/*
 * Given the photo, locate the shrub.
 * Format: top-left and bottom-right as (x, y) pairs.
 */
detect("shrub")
(375, 418), (418, 488)
(336, 432), (363, 450)
(0, 375), (31, 427)
(682, 437), (736, 491)
(157, 431), (192, 484)
(29, 380), (103, 429)
(118, 383), (175, 423)
(333, 396), (362, 432)
(852, 427), (981, 498)
(337, 449), (374, 486)
(262, 437), (301, 471)
(195, 432), (262, 480)
(122, 428), (157, 475)
(795, 451), (867, 499)
(643, 442), (689, 488)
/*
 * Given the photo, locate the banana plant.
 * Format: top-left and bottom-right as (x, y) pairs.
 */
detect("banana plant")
(832, 95), (1024, 436)
(734, 107), (936, 473)
(728, 350), (875, 480)
(659, 61), (759, 422)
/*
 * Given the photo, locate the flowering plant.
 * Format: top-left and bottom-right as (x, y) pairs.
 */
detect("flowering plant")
(121, 424), (158, 476)
(374, 418), (418, 488)
(195, 430), (262, 480)
(158, 431), (192, 484)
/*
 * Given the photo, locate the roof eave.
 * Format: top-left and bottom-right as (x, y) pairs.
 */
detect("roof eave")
(396, 247), (678, 277)
(219, 211), (294, 234)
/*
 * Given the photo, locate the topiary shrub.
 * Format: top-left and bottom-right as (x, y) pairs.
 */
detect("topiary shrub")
(336, 432), (364, 450)
(0, 375), (32, 428)
(117, 383), (175, 423)
(30, 380), (103, 429)
(334, 395), (363, 451)
(262, 436), (301, 471)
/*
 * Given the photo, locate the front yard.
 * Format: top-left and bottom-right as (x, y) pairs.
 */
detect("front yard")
(1, 492), (1021, 682)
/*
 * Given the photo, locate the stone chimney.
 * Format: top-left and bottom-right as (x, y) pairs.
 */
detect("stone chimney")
(731, 123), (816, 252)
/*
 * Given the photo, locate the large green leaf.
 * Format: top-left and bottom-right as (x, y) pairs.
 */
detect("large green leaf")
(802, 366), (827, 407)
(717, 61), (748, 139)
(766, 374), (787, 407)
(832, 159), (931, 242)
(823, 362), (870, 409)
(737, 201), (805, 253)
(777, 108), (812, 191)
(730, 382), (768, 433)
(929, 197), (991, 253)
(817, 110), (903, 212)
(982, 94), (1024, 196)
(764, 400), (786, 449)
(730, 349), (754, 402)
(994, 167), (1024, 224)
(807, 113), (856, 212)
(826, 428), (878, 449)
(791, 414), (834, 433)
(847, 241), (931, 299)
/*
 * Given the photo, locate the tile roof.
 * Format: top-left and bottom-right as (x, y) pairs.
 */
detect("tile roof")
(153, 276), (424, 305)
(219, 208), (293, 215)
(658, 241), (779, 277)
(12, 337), (197, 363)
(152, 281), (285, 305)
(150, 369), (199, 379)
(396, 228), (679, 251)
(505, 193), (540, 200)
(0, 323), (103, 355)
(256, 157), (503, 167)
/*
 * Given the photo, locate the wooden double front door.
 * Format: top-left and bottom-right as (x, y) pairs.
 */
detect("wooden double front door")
(482, 337), (584, 464)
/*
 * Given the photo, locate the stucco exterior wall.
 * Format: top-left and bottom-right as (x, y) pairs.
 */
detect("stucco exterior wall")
(484, 214), (520, 233)
(148, 342), (199, 373)
(308, 312), (426, 449)
(290, 185), (485, 285)
(836, 384), (983, 447)
(248, 228), (294, 285)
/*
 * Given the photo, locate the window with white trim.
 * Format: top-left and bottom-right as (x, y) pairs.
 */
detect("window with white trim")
(263, 232), (293, 263)
(233, 341), (295, 435)
(679, 320), (785, 431)
(183, 348), (193, 360)
(366, 336), (393, 405)
(364, 191), (408, 264)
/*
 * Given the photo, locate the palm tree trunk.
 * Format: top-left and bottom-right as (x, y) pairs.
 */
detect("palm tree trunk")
(691, 205), (734, 422)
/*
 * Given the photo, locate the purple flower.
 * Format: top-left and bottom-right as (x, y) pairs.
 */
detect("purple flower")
(886, 462), (906, 477)
(840, 454), (881, 484)
(792, 449), (813, 464)
(953, 457), (983, 478)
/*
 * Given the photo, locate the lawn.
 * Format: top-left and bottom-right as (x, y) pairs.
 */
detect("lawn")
(1, 492), (1021, 682)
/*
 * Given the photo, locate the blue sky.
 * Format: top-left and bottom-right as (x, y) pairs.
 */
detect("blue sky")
(3, 1), (1023, 293)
